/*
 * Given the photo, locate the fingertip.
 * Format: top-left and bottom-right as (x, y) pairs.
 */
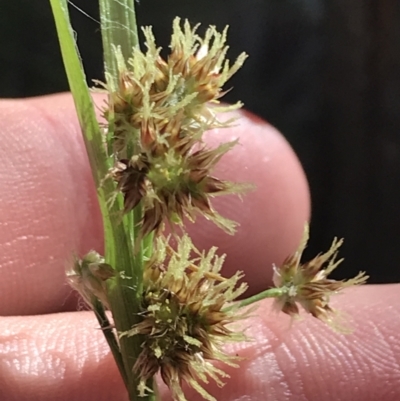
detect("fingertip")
(0, 94), (103, 315)
(0, 312), (126, 401)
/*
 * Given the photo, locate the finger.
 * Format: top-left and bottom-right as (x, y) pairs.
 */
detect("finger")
(0, 95), (103, 316)
(0, 312), (126, 401)
(0, 285), (398, 401)
(0, 94), (309, 316)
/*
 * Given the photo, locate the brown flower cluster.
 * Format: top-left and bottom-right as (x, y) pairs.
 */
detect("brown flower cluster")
(121, 235), (248, 401)
(104, 18), (248, 237)
(272, 225), (368, 331)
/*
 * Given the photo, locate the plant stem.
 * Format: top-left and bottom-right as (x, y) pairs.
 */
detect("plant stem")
(93, 299), (128, 387)
(49, 0), (137, 299)
(143, 231), (154, 260)
(50, 0), (153, 399)
(232, 287), (287, 310)
(98, 1), (156, 400)
(99, 0), (139, 90)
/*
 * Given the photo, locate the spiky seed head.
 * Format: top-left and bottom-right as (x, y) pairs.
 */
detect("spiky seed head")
(103, 18), (247, 157)
(121, 235), (248, 401)
(101, 18), (249, 237)
(110, 142), (249, 237)
(272, 224), (368, 331)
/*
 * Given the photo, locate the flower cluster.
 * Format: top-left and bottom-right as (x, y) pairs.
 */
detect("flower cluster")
(272, 225), (368, 331)
(121, 235), (248, 401)
(105, 18), (248, 237)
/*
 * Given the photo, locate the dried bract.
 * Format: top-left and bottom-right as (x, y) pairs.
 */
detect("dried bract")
(66, 251), (115, 309)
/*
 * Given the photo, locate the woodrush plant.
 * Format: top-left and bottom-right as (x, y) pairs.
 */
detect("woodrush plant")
(49, 1), (368, 401)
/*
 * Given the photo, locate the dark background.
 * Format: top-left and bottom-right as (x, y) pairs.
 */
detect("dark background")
(1, 0), (400, 283)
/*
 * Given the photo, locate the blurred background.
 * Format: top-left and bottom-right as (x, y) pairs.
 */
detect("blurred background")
(1, 0), (399, 283)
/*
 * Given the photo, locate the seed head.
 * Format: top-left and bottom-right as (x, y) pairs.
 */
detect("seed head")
(102, 18), (249, 237)
(121, 235), (248, 401)
(105, 17), (247, 156)
(272, 225), (368, 331)
(110, 142), (247, 237)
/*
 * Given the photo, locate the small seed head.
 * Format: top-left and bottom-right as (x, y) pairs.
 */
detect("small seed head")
(272, 225), (368, 331)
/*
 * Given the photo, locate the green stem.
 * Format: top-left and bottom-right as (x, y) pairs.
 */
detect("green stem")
(99, 0), (139, 90)
(49, 0), (136, 291)
(93, 299), (128, 387)
(98, 2), (155, 400)
(232, 287), (287, 310)
(49, 0), (151, 399)
(143, 232), (154, 260)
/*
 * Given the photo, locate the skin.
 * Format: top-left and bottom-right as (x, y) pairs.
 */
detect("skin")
(0, 94), (398, 401)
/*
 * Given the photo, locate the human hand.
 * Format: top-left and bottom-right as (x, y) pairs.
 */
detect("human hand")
(0, 94), (398, 401)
